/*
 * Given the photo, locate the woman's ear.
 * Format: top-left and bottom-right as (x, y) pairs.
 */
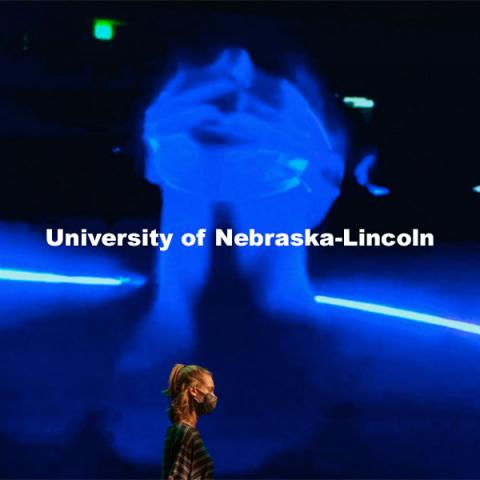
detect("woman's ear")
(188, 385), (198, 399)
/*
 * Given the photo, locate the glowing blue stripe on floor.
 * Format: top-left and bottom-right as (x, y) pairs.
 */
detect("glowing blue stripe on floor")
(314, 295), (480, 335)
(0, 268), (135, 286)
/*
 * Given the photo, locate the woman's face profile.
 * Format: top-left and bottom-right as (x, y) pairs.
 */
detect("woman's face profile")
(191, 373), (215, 401)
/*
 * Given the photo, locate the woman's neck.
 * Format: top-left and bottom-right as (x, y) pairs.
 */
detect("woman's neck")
(179, 412), (197, 428)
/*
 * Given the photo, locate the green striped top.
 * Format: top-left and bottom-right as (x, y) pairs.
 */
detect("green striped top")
(162, 423), (214, 480)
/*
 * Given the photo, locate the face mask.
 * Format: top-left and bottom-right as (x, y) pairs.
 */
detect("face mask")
(194, 390), (218, 415)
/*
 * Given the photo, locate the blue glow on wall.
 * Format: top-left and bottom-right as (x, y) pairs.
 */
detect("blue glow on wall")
(143, 48), (346, 201)
(119, 47), (350, 373)
(0, 268), (141, 286)
(0, 223), (148, 330)
(314, 294), (480, 335)
(367, 184), (391, 196)
(0, 44), (478, 477)
(354, 152), (390, 196)
(473, 185), (480, 193)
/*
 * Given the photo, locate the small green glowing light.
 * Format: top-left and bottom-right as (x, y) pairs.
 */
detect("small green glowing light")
(343, 96), (375, 109)
(93, 19), (119, 41)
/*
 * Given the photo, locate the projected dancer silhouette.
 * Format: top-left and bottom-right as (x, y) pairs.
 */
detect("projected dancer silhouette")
(120, 47), (352, 369)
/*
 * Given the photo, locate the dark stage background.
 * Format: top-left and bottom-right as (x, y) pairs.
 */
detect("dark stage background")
(0, 2), (479, 478)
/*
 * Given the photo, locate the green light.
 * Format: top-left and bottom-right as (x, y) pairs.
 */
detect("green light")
(93, 19), (118, 41)
(343, 96), (375, 109)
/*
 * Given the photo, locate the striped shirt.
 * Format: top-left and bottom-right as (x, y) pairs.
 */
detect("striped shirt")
(162, 423), (214, 480)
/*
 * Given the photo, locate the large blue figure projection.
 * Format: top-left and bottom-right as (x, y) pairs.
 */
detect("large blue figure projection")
(114, 47), (480, 476)
(120, 48), (349, 368)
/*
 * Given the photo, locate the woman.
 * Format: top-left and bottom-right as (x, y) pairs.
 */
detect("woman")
(162, 364), (218, 480)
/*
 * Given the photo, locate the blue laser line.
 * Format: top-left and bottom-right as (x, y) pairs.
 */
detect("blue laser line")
(314, 295), (480, 335)
(0, 268), (137, 286)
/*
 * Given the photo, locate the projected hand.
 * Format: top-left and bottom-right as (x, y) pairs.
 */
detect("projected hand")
(143, 48), (343, 199)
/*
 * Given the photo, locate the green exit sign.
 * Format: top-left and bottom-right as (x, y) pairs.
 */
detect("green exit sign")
(93, 18), (124, 41)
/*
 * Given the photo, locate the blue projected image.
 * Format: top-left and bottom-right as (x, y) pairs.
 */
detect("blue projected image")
(143, 48), (346, 200)
(109, 46), (355, 468)
(1, 5), (480, 476)
(119, 47), (350, 371)
(354, 151), (390, 197)
(367, 184), (391, 196)
(109, 47), (480, 474)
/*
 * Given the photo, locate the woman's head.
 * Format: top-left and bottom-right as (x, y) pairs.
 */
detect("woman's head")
(164, 364), (218, 423)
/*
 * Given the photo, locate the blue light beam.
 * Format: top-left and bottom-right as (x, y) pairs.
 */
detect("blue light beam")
(0, 268), (144, 287)
(314, 295), (480, 335)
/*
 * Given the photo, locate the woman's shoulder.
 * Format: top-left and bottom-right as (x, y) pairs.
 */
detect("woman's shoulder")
(165, 423), (200, 449)
(168, 422), (201, 438)
(171, 422), (198, 430)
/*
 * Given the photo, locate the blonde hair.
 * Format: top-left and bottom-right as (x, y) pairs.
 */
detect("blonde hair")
(163, 363), (212, 423)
